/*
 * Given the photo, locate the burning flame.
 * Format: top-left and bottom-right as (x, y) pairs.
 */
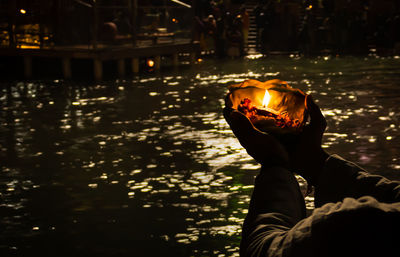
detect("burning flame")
(262, 90), (271, 107)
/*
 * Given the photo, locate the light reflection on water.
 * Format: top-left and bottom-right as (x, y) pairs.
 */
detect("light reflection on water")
(1, 56), (400, 256)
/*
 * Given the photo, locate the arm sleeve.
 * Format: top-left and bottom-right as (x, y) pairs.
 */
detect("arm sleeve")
(240, 166), (306, 257)
(241, 165), (400, 257)
(240, 156), (400, 257)
(314, 154), (400, 207)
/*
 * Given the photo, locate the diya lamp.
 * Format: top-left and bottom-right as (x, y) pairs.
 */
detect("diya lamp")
(225, 79), (309, 137)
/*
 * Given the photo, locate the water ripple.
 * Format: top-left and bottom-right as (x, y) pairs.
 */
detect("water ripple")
(1, 56), (400, 256)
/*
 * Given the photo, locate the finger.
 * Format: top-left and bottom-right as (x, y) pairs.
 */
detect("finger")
(228, 110), (258, 139)
(224, 109), (289, 165)
(223, 107), (252, 139)
(306, 95), (327, 135)
(225, 109), (271, 149)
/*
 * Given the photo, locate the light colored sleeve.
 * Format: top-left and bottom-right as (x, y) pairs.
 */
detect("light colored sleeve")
(314, 154), (400, 207)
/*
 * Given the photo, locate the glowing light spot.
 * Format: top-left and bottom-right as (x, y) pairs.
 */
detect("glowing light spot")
(147, 59), (155, 68)
(88, 183), (98, 188)
(386, 136), (392, 140)
(20, 9), (26, 14)
(130, 169), (142, 175)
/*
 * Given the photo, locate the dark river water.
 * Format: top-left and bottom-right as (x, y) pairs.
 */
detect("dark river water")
(1, 55), (400, 256)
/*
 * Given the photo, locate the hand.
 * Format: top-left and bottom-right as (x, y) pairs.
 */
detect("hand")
(288, 96), (329, 186)
(224, 96), (329, 185)
(223, 107), (289, 168)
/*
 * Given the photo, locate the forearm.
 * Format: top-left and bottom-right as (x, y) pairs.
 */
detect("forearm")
(247, 166), (306, 218)
(241, 166), (306, 257)
(242, 194), (400, 257)
(315, 154), (400, 207)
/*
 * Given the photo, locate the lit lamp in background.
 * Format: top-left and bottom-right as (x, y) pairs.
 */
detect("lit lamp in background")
(226, 79), (309, 135)
(20, 9), (27, 14)
(147, 58), (155, 68)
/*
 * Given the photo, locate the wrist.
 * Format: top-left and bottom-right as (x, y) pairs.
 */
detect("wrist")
(309, 149), (329, 186)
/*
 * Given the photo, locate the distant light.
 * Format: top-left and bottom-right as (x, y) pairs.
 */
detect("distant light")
(197, 58), (203, 63)
(171, 0), (191, 8)
(20, 9), (26, 14)
(19, 45), (40, 49)
(172, 18), (178, 23)
(308, 5), (313, 9)
(147, 59), (155, 68)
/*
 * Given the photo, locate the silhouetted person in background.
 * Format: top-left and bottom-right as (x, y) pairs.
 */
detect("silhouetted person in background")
(226, 16), (243, 57)
(101, 22), (118, 43)
(224, 96), (400, 257)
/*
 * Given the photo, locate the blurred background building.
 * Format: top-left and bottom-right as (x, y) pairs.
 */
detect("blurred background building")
(0, 0), (399, 55)
(0, 0), (195, 49)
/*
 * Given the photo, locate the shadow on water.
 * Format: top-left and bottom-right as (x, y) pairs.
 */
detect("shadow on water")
(1, 55), (400, 256)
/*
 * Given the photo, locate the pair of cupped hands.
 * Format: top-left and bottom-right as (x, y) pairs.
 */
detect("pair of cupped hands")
(223, 96), (329, 186)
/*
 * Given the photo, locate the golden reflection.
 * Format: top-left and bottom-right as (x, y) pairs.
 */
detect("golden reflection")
(391, 165), (400, 170)
(88, 183), (98, 188)
(2, 59), (400, 256)
(167, 82), (179, 86)
(130, 169), (142, 175)
(18, 45), (40, 49)
(245, 54), (263, 59)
